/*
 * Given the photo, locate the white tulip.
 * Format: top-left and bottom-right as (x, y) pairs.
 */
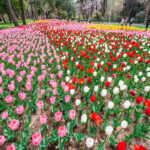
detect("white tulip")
(97, 58), (100, 61)
(113, 87), (119, 94)
(134, 61), (138, 64)
(146, 67), (150, 71)
(118, 80), (124, 87)
(120, 85), (127, 91)
(101, 89), (107, 97)
(100, 76), (105, 82)
(84, 86), (90, 93)
(121, 120), (128, 129)
(134, 75), (138, 79)
(75, 99), (81, 106)
(70, 89), (75, 95)
(113, 64), (117, 69)
(65, 76), (70, 82)
(108, 101), (114, 109)
(93, 71), (97, 76)
(134, 78), (139, 82)
(141, 77), (146, 82)
(67, 70), (70, 75)
(94, 63), (97, 67)
(144, 86), (150, 92)
(105, 125), (113, 136)
(75, 61), (79, 65)
(147, 72), (150, 77)
(94, 85), (99, 92)
(123, 54), (127, 57)
(126, 66), (130, 70)
(86, 138), (94, 148)
(81, 114), (87, 123)
(138, 72), (143, 76)
(101, 61), (104, 65)
(108, 77), (112, 82)
(123, 100), (131, 109)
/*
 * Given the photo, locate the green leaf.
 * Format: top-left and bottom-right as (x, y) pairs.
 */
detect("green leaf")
(58, 137), (67, 150)
(101, 120), (109, 131)
(113, 118), (120, 129)
(97, 140), (106, 150)
(109, 136), (117, 146)
(74, 132), (86, 142)
(90, 125), (97, 137)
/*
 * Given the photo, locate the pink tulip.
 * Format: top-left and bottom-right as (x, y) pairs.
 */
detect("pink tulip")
(64, 85), (69, 92)
(58, 71), (63, 78)
(16, 105), (24, 115)
(5, 96), (13, 103)
(17, 76), (22, 82)
(8, 119), (19, 130)
(65, 95), (70, 103)
(36, 101), (44, 109)
(52, 82), (57, 88)
(8, 84), (15, 91)
(53, 89), (57, 95)
(2, 110), (8, 120)
(40, 113), (47, 124)
(50, 97), (56, 104)
(32, 132), (42, 146)
(6, 143), (16, 150)
(55, 111), (62, 121)
(0, 135), (6, 146)
(41, 89), (45, 95)
(41, 65), (45, 69)
(0, 87), (3, 94)
(26, 82), (32, 91)
(50, 74), (54, 78)
(38, 76), (43, 82)
(0, 76), (2, 84)
(18, 92), (26, 100)
(58, 126), (67, 137)
(61, 81), (66, 87)
(49, 80), (54, 85)
(57, 65), (61, 69)
(20, 70), (26, 76)
(69, 110), (76, 120)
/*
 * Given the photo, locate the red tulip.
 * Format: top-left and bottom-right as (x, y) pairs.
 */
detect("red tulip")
(90, 95), (96, 102)
(145, 108), (150, 116)
(136, 96), (143, 103)
(105, 81), (110, 87)
(117, 141), (127, 150)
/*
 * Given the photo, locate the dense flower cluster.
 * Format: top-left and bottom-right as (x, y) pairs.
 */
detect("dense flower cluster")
(0, 20), (149, 149)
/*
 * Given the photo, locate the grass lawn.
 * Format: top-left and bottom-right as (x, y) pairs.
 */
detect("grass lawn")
(0, 19), (34, 30)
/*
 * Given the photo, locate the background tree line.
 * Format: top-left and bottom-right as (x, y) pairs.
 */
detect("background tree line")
(0, 0), (150, 27)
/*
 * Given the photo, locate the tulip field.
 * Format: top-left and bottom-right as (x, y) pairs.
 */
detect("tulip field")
(0, 20), (150, 150)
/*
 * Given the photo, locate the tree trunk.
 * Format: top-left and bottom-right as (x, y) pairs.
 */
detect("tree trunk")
(144, 1), (150, 24)
(0, 11), (6, 23)
(5, 0), (19, 26)
(101, 0), (108, 18)
(109, 0), (112, 22)
(31, 3), (35, 20)
(7, 12), (12, 23)
(19, 0), (26, 25)
(4, 8), (12, 23)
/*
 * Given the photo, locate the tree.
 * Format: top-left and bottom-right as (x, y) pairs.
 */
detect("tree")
(64, 0), (75, 21)
(76, 0), (87, 20)
(123, 0), (138, 19)
(19, 0), (26, 25)
(0, 0), (7, 23)
(143, 0), (150, 24)
(5, 0), (19, 26)
(101, 0), (108, 19)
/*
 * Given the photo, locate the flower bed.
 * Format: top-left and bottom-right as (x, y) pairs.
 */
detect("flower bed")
(0, 20), (150, 150)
